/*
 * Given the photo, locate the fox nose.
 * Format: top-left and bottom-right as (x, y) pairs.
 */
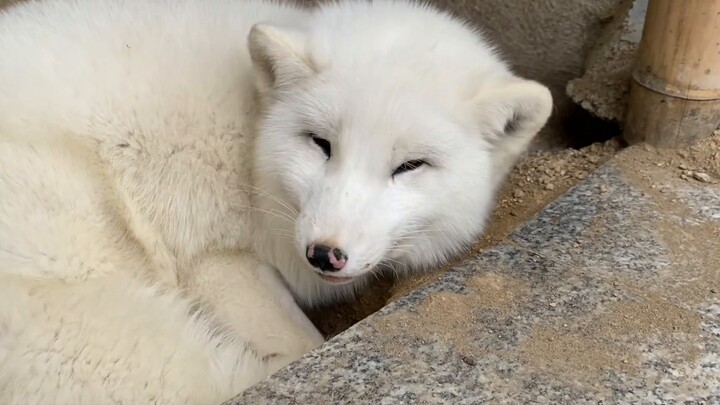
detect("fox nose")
(306, 244), (348, 272)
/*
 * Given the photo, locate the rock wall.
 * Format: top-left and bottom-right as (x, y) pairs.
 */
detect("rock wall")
(566, 0), (648, 124)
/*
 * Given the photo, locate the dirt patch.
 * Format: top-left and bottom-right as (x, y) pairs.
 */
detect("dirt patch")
(386, 292), (480, 357)
(473, 137), (625, 250)
(594, 296), (702, 340)
(612, 131), (720, 305)
(373, 272), (530, 360)
(466, 272), (531, 312)
(514, 131), (719, 386)
(310, 138), (625, 337)
(377, 268), (702, 385)
(517, 291), (703, 387)
(620, 130), (720, 182)
(538, 133), (720, 384)
(518, 326), (640, 386)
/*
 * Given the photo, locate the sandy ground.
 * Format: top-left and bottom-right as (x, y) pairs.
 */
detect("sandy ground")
(309, 137), (626, 337)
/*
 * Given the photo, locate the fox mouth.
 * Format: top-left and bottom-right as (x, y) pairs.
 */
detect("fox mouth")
(318, 273), (355, 285)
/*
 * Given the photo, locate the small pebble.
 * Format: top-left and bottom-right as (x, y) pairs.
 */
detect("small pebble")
(711, 289), (717, 294)
(693, 172), (713, 183)
(549, 302), (557, 307)
(545, 183), (555, 191)
(461, 356), (476, 366)
(513, 189), (525, 198)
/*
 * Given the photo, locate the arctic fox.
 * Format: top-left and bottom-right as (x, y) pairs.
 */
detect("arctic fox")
(0, 0), (552, 403)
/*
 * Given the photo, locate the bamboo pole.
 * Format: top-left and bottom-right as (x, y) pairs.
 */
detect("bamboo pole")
(624, 0), (720, 148)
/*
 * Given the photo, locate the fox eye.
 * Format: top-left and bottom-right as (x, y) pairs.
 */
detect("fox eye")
(305, 132), (331, 159)
(392, 159), (429, 177)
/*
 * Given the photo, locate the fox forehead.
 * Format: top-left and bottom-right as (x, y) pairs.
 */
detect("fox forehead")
(284, 78), (473, 162)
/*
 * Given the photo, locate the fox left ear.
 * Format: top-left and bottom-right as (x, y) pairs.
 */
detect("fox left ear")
(248, 23), (316, 94)
(474, 78), (553, 175)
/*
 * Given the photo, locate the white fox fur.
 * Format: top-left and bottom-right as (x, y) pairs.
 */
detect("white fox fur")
(0, 0), (552, 403)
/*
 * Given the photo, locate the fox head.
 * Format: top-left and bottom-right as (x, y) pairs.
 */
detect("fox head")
(249, 1), (552, 306)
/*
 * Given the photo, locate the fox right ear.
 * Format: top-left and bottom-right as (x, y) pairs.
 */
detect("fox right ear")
(473, 78), (553, 177)
(248, 24), (316, 92)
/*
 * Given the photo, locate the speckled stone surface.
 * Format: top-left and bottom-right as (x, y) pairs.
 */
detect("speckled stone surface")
(226, 148), (720, 404)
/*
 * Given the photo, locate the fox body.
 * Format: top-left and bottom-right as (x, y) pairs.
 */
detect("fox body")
(0, 0), (552, 403)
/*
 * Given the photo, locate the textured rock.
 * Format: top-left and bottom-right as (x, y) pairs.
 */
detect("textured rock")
(566, 0), (648, 123)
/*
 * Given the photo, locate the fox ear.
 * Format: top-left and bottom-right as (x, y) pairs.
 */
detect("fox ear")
(474, 78), (553, 175)
(248, 23), (316, 93)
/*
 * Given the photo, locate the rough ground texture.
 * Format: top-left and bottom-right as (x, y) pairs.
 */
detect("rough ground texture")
(230, 134), (720, 404)
(309, 138), (625, 338)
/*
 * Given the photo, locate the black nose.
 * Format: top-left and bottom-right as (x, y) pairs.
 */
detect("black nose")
(306, 244), (348, 272)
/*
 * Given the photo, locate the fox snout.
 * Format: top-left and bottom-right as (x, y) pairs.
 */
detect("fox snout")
(305, 243), (348, 272)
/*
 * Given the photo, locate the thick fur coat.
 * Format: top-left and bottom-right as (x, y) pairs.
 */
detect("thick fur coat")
(0, 0), (552, 403)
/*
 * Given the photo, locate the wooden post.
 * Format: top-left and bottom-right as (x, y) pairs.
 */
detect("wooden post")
(624, 0), (720, 148)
